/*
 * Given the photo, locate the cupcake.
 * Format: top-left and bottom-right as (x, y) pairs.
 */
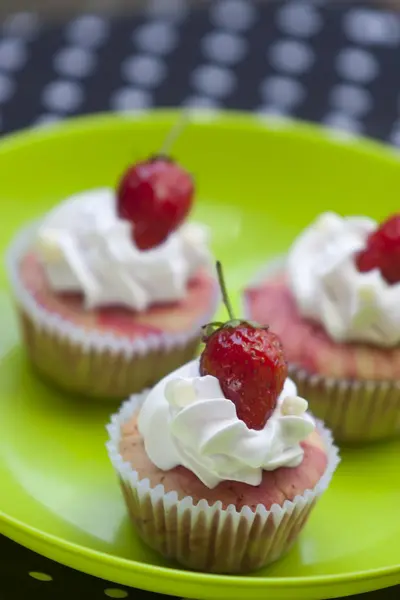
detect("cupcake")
(6, 154), (219, 399)
(106, 266), (339, 573)
(243, 211), (400, 444)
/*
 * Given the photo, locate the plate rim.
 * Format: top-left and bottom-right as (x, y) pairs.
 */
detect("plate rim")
(1, 108), (400, 596)
(0, 107), (399, 164)
(3, 511), (400, 595)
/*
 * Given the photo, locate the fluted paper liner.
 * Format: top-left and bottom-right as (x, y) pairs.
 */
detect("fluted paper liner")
(289, 365), (400, 444)
(243, 257), (400, 444)
(6, 223), (220, 399)
(106, 393), (340, 574)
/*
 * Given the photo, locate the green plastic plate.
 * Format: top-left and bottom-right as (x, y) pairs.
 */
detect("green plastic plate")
(0, 110), (400, 600)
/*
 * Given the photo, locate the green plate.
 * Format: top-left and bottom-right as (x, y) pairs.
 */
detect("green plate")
(1, 110), (400, 600)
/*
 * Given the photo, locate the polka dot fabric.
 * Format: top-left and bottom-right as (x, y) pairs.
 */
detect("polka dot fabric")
(0, 1), (398, 144)
(0, 2), (399, 600)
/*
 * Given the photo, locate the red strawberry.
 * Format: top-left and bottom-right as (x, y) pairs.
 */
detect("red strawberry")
(355, 213), (400, 284)
(117, 155), (194, 250)
(200, 262), (288, 430)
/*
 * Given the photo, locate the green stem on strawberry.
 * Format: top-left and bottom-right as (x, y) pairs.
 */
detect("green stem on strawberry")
(216, 260), (235, 321)
(200, 262), (288, 429)
(159, 110), (191, 157)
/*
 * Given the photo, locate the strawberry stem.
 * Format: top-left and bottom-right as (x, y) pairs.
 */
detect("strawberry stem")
(159, 110), (190, 156)
(216, 261), (235, 321)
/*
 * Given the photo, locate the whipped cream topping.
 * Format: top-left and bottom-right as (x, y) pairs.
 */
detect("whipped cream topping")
(35, 188), (211, 311)
(287, 211), (400, 347)
(138, 359), (315, 489)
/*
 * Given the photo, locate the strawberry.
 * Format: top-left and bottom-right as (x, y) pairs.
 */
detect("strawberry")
(355, 213), (400, 284)
(200, 262), (288, 430)
(117, 155), (194, 251)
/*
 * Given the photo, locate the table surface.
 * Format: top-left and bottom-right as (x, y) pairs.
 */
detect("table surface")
(0, 1), (399, 599)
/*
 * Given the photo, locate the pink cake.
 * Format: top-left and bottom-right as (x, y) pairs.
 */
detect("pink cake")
(21, 252), (216, 341)
(107, 287), (339, 574)
(119, 412), (328, 511)
(244, 273), (400, 381)
(107, 373), (338, 574)
(243, 211), (400, 444)
(14, 250), (218, 399)
(7, 153), (219, 399)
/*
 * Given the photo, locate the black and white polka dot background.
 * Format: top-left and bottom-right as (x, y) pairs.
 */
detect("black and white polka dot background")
(1, 1), (400, 599)
(0, 1), (400, 144)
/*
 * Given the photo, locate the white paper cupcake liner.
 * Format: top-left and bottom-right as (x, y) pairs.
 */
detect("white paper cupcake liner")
(106, 392), (340, 574)
(289, 364), (400, 444)
(242, 257), (400, 444)
(6, 223), (220, 399)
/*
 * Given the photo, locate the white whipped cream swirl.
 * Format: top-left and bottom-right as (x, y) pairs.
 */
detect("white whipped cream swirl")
(138, 359), (315, 489)
(35, 188), (211, 311)
(287, 211), (400, 347)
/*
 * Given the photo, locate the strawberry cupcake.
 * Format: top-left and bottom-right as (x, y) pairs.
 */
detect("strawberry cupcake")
(244, 211), (400, 444)
(106, 266), (339, 573)
(6, 154), (219, 399)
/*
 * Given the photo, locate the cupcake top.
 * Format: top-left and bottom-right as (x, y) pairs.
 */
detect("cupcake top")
(287, 211), (400, 347)
(139, 263), (315, 489)
(139, 359), (315, 489)
(35, 155), (211, 312)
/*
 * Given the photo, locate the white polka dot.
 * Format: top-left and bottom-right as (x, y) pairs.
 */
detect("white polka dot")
(0, 38), (26, 71)
(121, 55), (166, 88)
(42, 80), (83, 112)
(133, 22), (177, 55)
(326, 130), (357, 143)
(53, 47), (96, 78)
(110, 87), (152, 112)
(201, 31), (247, 65)
(330, 84), (372, 116)
(389, 121), (400, 150)
(276, 2), (322, 37)
(323, 111), (362, 134)
(66, 15), (109, 48)
(389, 124), (400, 148)
(145, 0), (188, 21)
(191, 64), (236, 98)
(183, 95), (220, 108)
(0, 74), (15, 103)
(268, 39), (314, 75)
(3, 12), (40, 38)
(344, 9), (400, 46)
(34, 113), (62, 127)
(210, 0), (257, 32)
(257, 105), (288, 118)
(260, 76), (305, 108)
(336, 47), (379, 84)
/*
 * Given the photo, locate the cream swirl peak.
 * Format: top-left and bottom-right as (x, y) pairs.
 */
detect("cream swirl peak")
(287, 211), (400, 347)
(138, 360), (315, 489)
(35, 188), (211, 311)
